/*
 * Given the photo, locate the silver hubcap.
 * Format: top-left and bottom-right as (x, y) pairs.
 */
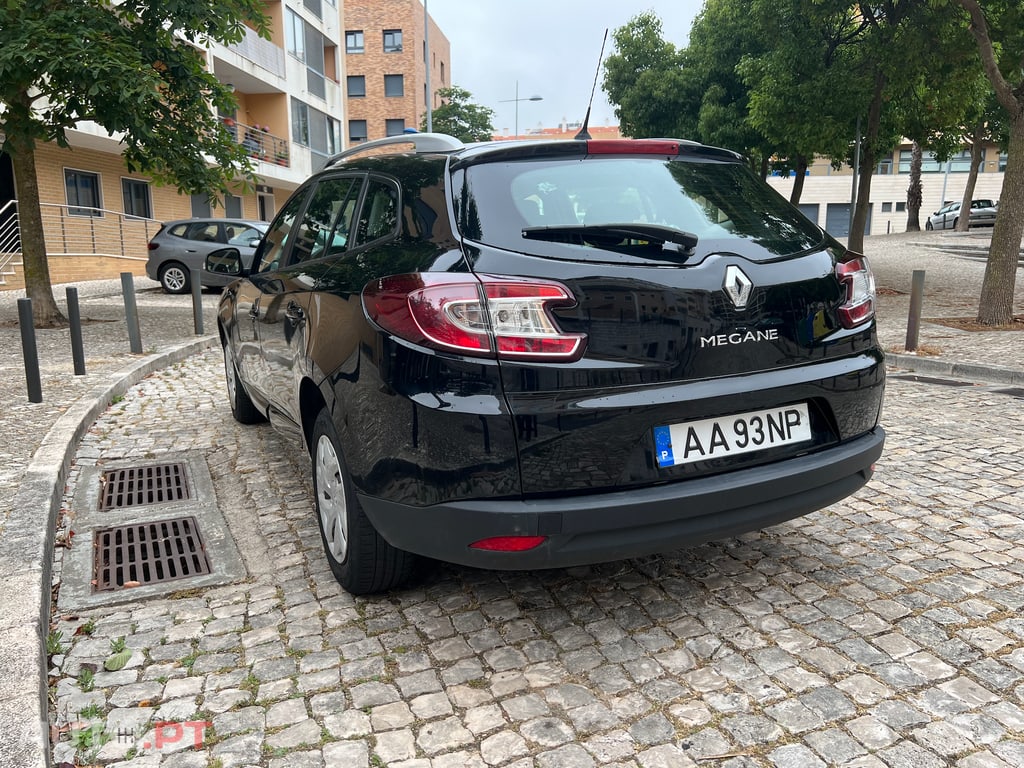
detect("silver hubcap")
(163, 267), (187, 291)
(316, 434), (348, 562)
(223, 346), (237, 403)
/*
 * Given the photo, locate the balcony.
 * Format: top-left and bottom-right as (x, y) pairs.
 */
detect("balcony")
(223, 119), (290, 167)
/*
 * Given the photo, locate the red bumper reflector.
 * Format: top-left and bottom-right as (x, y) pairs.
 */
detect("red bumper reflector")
(469, 535), (547, 552)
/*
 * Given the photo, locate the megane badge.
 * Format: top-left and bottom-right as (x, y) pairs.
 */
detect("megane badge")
(724, 265), (753, 309)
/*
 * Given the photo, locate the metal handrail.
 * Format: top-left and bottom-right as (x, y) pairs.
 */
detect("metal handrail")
(0, 200), (20, 276)
(0, 202), (162, 284)
(223, 118), (290, 166)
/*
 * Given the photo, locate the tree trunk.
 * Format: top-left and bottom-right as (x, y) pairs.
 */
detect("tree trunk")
(955, 121), (984, 232)
(7, 131), (66, 327)
(977, 114), (1024, 325)
(849, 72), (886, 253)
(789, 155), (808, 205)
(906, 142), (922, 232)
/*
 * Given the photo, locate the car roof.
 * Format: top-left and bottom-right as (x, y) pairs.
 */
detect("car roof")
(164, 218), (267, 227)
(324, 132), (743, 174)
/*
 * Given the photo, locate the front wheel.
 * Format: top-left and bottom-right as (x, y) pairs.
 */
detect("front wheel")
(312, 408), (415, 595)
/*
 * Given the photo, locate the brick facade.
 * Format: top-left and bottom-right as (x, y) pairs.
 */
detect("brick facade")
(343, 0), (451, 142)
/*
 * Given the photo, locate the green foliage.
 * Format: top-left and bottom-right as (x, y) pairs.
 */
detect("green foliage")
(602, 13), (697, 139)
(422, 86), (495, 142)
(78, 667), (95, 693)
(0, 0), (269, 195)
(0, 0), (270, 325)
(45, 630), (65, 656)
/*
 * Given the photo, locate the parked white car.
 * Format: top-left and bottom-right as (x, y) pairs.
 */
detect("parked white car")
(925, 199), (998, 230)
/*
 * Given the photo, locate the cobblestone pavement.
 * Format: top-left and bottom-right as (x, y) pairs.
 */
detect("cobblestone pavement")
(4, 231), (1019, 765)
(47, 343), (1024, 765)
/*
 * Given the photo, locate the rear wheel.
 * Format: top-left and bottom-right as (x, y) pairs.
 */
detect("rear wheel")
(223, 341), (264, 424)
(159, 262), (190, 294)
(312, 408), (415, 595)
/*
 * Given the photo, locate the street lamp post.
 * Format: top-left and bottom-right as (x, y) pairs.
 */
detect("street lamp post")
(499, 81), (543, 138)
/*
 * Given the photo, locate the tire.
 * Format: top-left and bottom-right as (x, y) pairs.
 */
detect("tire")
(311, 408), (415, 595)
(159, 262), (190, 294)
(223, 341), (264, 424)
(925, 220), (933, 231)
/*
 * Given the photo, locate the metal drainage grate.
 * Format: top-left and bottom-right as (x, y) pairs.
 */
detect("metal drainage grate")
(93, 516), (212, 592)
(99, 463), (191, 510)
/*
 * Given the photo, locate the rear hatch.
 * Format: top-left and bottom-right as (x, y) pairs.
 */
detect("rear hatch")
(447, 140), (882, 494)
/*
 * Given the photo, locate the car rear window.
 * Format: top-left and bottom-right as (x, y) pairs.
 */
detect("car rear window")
(452, 156), (825, 259)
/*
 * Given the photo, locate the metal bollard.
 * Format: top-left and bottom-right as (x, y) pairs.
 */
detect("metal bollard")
(905, 269), (926, 352)
(66, 286), (86, 375)
(18, 298), (42, 403)
(191, 268), (204, 336)
(121, 272), (143, 354)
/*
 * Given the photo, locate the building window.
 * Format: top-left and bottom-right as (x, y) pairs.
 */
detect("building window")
(383, 29), (402, 53)
(347, 75), (366, 98)
(345, 30), (364, 54)
(385, 119), (406, 137)
(384, 74), (404, 98)
(303, 0), (322, 20)
(224, 193), (242, 219)
(121, 179), (152, 219)
(286, 9), (306, 61)
(881, 202), (893, 213)
(440, 61), (445, 84)
(895, 201), (906, 212)
(292, 100), (310, 146)
(65, 169), (102, 217)
(349, 120), (368, 142)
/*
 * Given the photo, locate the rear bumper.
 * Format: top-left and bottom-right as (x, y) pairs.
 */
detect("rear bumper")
(359, 427), (885, 570)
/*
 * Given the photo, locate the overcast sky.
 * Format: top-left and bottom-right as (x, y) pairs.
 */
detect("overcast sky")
(422, 1), (705, 135)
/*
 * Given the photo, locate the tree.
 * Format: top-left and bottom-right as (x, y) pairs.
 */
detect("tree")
(955, 0), (1024, 325)
(602, 13), (698, 139)
(906, 142), (924, 231)
(0, 0), (268, 327)
(421, 86), (495, 143)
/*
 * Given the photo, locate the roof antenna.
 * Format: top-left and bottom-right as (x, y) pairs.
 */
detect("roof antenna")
(574, 28), (608, 141)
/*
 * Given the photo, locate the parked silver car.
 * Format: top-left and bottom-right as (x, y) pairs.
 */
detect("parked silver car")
(146, 218), (268, 293)
(925, 199), (998, 230)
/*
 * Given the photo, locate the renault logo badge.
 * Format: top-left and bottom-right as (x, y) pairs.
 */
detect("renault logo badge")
(724, 265), (753, 309)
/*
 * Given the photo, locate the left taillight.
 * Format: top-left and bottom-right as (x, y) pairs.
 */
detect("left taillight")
(362, 273), (586, 361)
(835, 254), (875, 329)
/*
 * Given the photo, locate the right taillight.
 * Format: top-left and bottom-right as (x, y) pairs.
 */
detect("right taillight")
(835, 255), (875, 328)
(362, 273), (586, 362)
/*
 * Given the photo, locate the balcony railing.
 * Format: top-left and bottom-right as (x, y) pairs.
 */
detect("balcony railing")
(223, 118), (290, 166)
(230, 24), (286, 78)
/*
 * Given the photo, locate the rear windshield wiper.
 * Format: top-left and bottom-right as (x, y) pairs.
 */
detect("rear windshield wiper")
(522, 223), (698, 258)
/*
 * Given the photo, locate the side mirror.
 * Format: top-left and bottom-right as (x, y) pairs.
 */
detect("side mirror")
(206, 247), (245, 276)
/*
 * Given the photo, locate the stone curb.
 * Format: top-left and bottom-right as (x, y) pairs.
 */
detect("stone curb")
(886, 352), (1024, 386)
(0, 334), (218, 768)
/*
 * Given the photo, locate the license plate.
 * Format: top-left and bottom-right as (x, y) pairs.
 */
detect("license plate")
(653, 404), (812, 468)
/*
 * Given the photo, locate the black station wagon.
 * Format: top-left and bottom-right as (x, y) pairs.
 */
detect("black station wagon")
(210, 133), (885, 595)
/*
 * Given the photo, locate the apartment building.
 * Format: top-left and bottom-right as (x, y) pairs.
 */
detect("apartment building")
(343, 0), (451, 143)
(2, 1), (448, 289)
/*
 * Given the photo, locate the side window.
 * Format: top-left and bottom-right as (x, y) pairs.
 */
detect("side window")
(186, 222), (222, 243)
(355, 179), (399, 245)
(256, 191), (309, 272)
(290, 176), (363, 264)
